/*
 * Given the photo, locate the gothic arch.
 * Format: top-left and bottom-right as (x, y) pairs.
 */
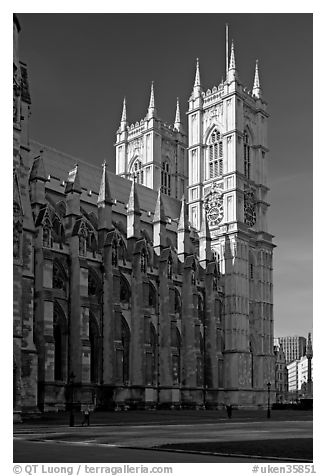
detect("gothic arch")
(88, 267), (101, 296)
(120, 273), (131, 306)
(53, 259), (68, 293)
(121, 316), (130, 383)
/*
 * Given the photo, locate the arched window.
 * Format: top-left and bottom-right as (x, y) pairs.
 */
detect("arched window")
(79, 229), (87, 256)
(174, 289), (182, 318)
(244, 130), (251, 179)
(121, 318), (130, 383)
(140, 249), (147, 273)
(145, 323), (157, 385)
(43, 221), (52, 248)
(120, 276), (130, 305)
(148, 283), (156, 308)
(208, 130), (223, 179)
(167, 255), (173, 280)
(198, 294), (204, 323)
(131, 159), (143, 184)
(53, 305), (67, 382)
(89, 315), (100, 383)
(249, 252), (255, 280)
(161, 161), (171, 195)
(88, 269), (100, 296)
(53, 260), (66, 292)
(112, 240), (118, 267)
(171, 323), (181, 385)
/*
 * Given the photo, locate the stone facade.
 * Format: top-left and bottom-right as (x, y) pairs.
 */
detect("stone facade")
(13, 17), (275, 416)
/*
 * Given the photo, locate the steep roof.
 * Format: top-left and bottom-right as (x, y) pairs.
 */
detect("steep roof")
(29, 140), (181, 222)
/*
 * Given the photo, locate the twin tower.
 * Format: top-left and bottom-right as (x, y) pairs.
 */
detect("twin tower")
(116, 28), (275, 405)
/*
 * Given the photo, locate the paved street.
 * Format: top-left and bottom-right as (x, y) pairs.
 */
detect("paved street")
(13, 415), (312, 463)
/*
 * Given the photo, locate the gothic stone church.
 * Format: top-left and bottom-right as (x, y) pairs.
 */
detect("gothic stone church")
(13, 15), (275, 418)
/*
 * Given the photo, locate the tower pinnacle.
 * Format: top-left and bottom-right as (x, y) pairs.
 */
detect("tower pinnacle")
(147, 81), (157, 119)
(174, 97), (182, 132)
(228, 40), (238, 82)
(193, 58), (202, 99)
(120, 97), (127, 131)
(252, 60), (262, 99)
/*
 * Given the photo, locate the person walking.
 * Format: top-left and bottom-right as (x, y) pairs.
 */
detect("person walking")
(82, 405), (90, 426)
(226, 404), (232, 419)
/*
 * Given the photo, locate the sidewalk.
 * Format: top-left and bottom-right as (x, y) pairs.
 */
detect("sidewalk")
(15, 408), (313, 427)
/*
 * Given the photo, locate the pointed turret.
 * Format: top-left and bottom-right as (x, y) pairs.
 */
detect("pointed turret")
(98, 160), (113, 207)
(252, 60), (262, 99)
(29, 151), (47, 211)
(177, 195), (191, 262)
(97, 161), (113, 246)
(65, 164), (81, 195)
(153, 189), (167, 255)
(64, 164), (81, 230)
(228, 40), (238, 82)
(199, 208), (211, 268)
(30, 151), (47, 183)
(120, 97), (128, 131)
(193, 58), (202, 99)
(127, 180), (141, 239)
(174, 97), (183, 132)
(147, 81), (157, 119)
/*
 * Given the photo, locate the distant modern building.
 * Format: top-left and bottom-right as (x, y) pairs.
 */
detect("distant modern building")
(273, 339), (288, 403)
(279, 336), (306, 364)
(285, 333), (313, 401)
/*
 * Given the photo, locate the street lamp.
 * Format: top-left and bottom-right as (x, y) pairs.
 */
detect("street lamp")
(267, 382), (271, 419)
(68, 372), (76, 427)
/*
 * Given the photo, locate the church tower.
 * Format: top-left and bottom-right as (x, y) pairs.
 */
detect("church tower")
(115, 84), (188, 199)
(187, 26), (275, 405)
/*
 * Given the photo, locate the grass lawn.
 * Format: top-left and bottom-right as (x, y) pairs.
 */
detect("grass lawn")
(158, 438), (313, 461)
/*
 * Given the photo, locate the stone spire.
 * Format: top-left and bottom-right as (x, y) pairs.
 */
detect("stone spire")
(193, 58), (202, 98)
(127, 180), (141, 239)
(199, 208), (211, 268)
(177, 195), (191, 261)
(153, 189), (167, 255)
(120, 97), (128, 131)
(98, 160), (113, 207)
(252, 59), (262, 99)
(228, 40), (238, 82)
(174, 97), (183, 132)
(97, 160), (113, 246)
(147, 81), (157, 119)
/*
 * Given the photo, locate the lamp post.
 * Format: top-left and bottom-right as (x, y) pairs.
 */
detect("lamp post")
(68, 372), (76, 427)
(267, 382), (271, 419)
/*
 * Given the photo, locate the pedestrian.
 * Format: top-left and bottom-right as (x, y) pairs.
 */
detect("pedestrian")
(226, 404), (232, 419)
(82, 405), (90, 426)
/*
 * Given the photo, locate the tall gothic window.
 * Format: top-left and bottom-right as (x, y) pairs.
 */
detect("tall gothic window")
(140, 249), (147, 273)
(131, 159), (143, 184)
(89, 316), (99, 383)
(43, 222), (52, 248)
(167, 255), (173, 280)
(79, 230), (87, 256)
(161, 161), (171, 195)
(208, 130), (223, 179)
(112, 240), (118, 267)
(145, 323), (157, 385)
(244, 131), (251, 179)
(171, 323), (181, 385)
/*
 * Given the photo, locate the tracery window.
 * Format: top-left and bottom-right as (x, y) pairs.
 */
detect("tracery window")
(112, 240), (118, 267)
(161, 161), (171, 195)
(171, 323), (181, 385)
(53, 261), (66, 291)
(208, 130), (223, 179)
(244, 130), (251, 179)
(79, 230), (87, 256)
(131, 159), (143, 184)
(140, 249), (147, 273)
(167, 255), (173, 280)
(43, 222), (52, 248)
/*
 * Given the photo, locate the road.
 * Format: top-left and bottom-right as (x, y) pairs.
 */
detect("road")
(13, 419), (312, 463)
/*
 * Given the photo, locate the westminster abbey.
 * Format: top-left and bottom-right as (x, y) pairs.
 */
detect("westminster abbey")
(13, 15), (275, 418)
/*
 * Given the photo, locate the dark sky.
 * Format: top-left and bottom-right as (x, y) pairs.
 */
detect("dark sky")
(17, 13), (313, 338)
